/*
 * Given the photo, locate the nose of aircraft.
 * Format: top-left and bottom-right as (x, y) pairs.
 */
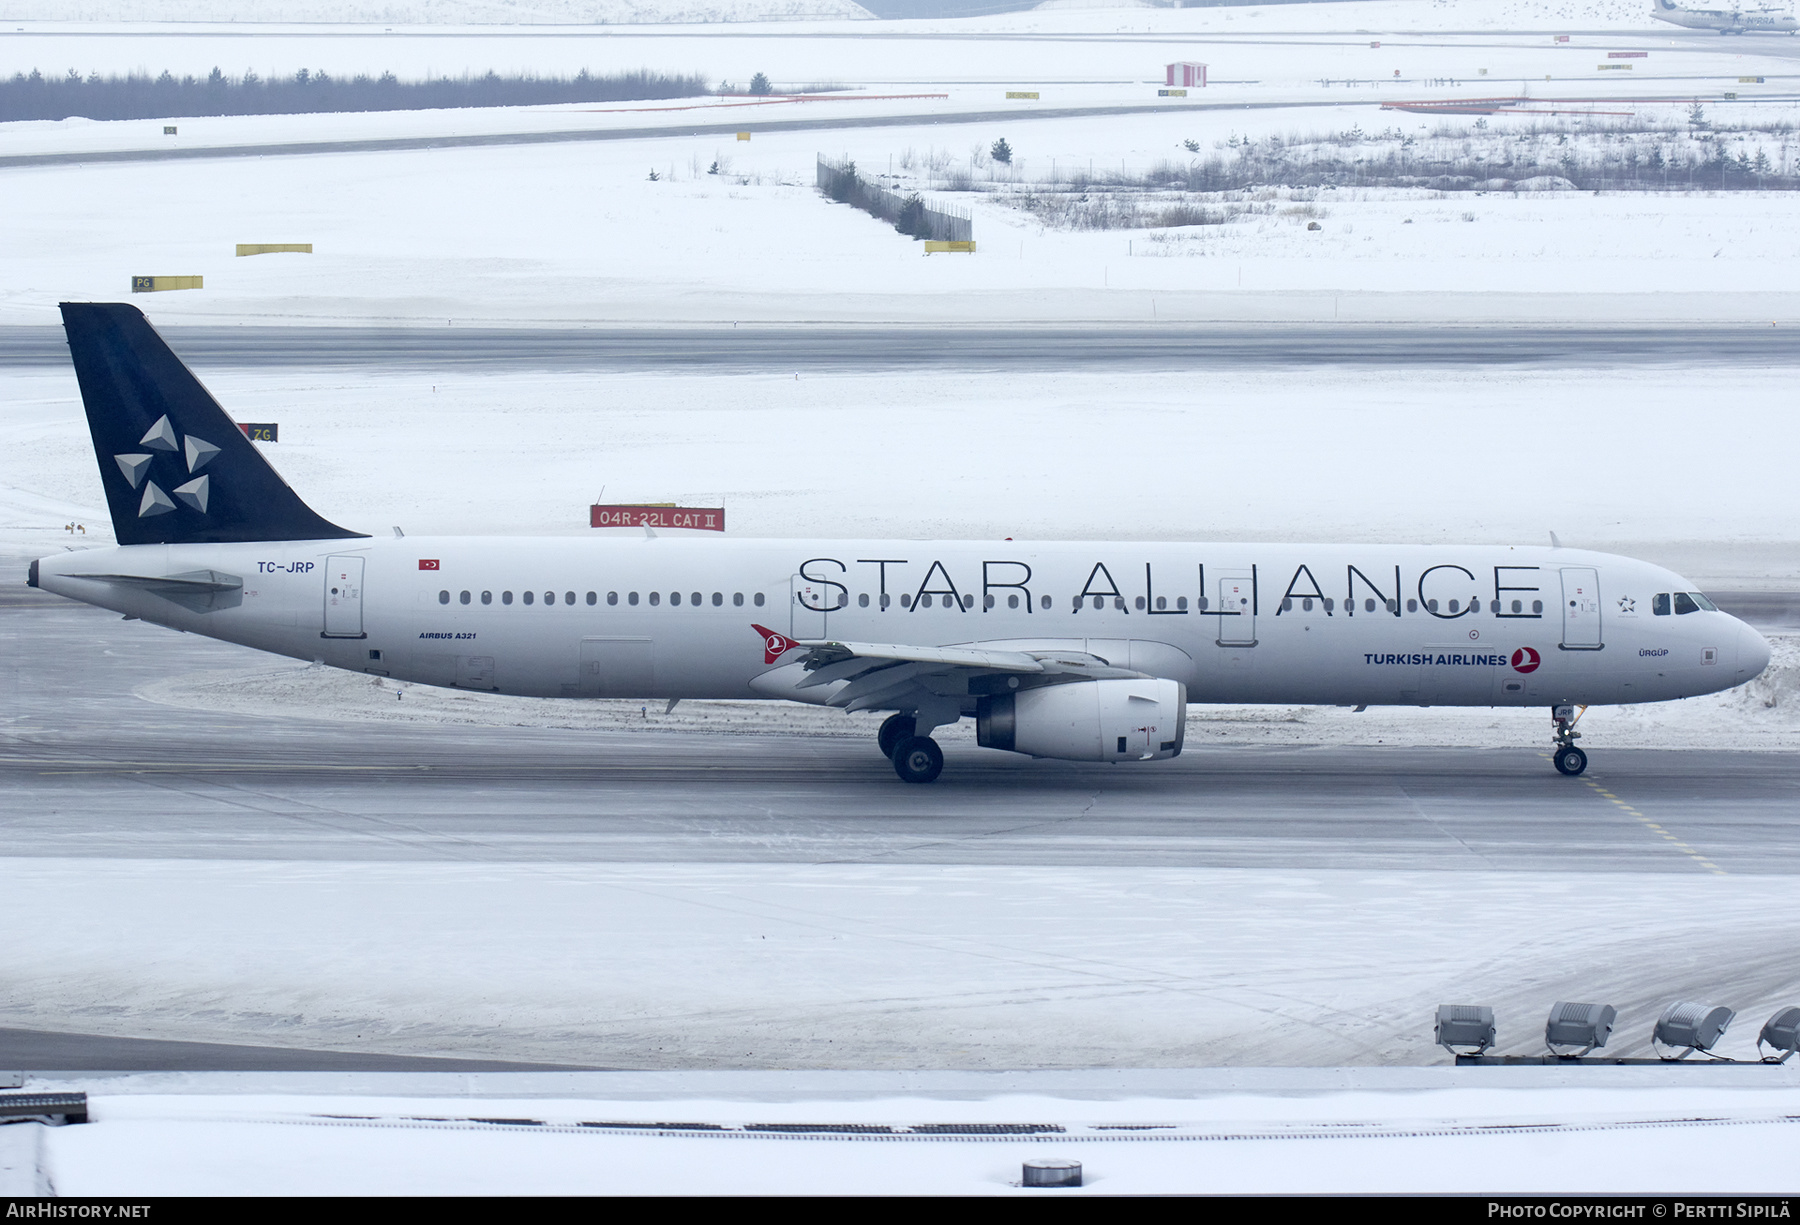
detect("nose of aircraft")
(1737, 618), (1773, 683)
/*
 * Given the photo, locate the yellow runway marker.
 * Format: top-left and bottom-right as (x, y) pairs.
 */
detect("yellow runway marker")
(1582, 776), (1725, 875)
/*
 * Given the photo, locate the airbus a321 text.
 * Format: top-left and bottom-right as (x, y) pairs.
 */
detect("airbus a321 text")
(29, 305), (1772, 783)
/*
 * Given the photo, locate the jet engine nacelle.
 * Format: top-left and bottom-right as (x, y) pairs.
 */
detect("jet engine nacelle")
(977, 678), (1187, 762)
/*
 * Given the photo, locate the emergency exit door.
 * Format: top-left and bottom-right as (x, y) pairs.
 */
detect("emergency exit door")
(322, 555), (365, 638)
(1560, 567), (1602, 649)
(1215, 572), (1256, 646)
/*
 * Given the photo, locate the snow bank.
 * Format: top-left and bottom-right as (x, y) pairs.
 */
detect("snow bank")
(3, 0), (875, 23)
(34, 1081), (1800, 1194)
(4, 858), (1799, 1069)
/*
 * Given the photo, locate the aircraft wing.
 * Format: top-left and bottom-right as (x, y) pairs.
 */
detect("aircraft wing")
(789, 638), (1147, 712)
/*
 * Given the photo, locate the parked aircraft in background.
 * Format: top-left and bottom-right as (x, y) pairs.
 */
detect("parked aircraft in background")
(1651, 0), (1798, 32)
(29, 304), (1772, 782)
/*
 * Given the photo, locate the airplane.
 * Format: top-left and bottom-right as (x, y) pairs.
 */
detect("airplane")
(28, 303), (1773, 783)
(1650, 0), (1799, 33)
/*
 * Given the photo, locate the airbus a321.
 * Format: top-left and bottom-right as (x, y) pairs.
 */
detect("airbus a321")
(29, 304), (1772, 783)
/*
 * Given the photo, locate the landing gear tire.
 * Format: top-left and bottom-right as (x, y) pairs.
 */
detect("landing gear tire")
(1554, 746), (1589, 776)
(891, 735), (944, 784)
(878, 713), (917, 760)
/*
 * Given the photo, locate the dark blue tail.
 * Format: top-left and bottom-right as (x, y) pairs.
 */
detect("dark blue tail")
(60, 302), (364, 546)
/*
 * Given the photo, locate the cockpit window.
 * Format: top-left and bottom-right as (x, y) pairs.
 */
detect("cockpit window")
(1673, 591), (1701, 615)
(1689, 591), (1717, 611)
(1653, 593), (1671, 616)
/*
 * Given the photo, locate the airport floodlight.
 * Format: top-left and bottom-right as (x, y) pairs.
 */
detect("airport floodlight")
(1757, 1007), (1800, 1063)
(1435, 1004), (1496, 1056)
(1653, 1000), (1736, 1059)
(1545, 1001), (1617, 1057)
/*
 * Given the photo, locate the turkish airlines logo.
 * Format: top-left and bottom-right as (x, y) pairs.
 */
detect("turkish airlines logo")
(1511, 647), (1541, 674)
(418, 559), (440, 571)
(752, 623), (798, 665)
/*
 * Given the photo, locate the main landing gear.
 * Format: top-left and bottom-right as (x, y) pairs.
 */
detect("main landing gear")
(1551, 705), (1588, 776)
(878, 713), (943, 784)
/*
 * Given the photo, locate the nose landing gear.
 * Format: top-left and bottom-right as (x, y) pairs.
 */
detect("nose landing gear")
(1551, 705), (1588, 775)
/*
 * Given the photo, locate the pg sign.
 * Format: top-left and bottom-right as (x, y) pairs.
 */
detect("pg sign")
(590, 504), (725, 531)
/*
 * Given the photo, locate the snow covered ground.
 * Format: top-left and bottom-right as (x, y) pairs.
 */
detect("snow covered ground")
(10, 362), (1800, 576)
(2, 0), (875, 24)
(15, 1076), (1800, 1194)
(4, 857), (1799, 1068)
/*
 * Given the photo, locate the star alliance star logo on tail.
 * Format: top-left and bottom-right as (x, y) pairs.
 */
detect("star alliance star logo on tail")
(111, 414), (220, 518)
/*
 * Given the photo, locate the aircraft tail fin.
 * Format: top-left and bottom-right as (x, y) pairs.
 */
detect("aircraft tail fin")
(59, 302), (365, 546)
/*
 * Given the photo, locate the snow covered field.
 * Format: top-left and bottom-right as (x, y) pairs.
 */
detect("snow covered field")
(14, 1076), (1800, 1194)
(4, 857), (1799, 1068)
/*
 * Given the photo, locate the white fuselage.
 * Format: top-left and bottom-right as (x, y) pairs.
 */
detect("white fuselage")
(1651, 1), (1799, 31)
(34, 537), (1769, 711)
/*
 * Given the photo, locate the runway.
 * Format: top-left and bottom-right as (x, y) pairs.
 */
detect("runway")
(6, 324), (1800, 371)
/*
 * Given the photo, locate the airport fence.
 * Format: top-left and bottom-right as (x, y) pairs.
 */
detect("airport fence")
(816, 157), (973, 243)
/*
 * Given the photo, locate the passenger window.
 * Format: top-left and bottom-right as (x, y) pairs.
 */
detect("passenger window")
(438, 590), (449, 604)
(1302, 598), (1313, 612)
(1674, 592), (1700, 615)
(984, 595), (995, 610)
(587, 592), (597, 606)
(502, 591), (513, 605)
(1511, 599), (1522, 614)
(628, 592), (639, 606)
(713, 593), (723, 607)
(692, 592), (702, 607)
(733, 593), (744, 606)
(607, 592), (618, 606)
(565, 592), (575, 605)
(1177, 596), (1188, 610)
(460, 590), (470, 605)
(963, 595), (974, 610)
(670, 592), (681, 606)
(1447, 599), (1458, 614)
(902, 594), (913, 608)
(1365, 598), (1376, 613)
(1532, 600), (1543, 614)
(1488, 600), (1499, 614)
(1040, 595), (1052, 610)
(1387, 599), (1399, 613)
(1407, 599), (1418, 613)
(649, 592), (660, 606)
(1009, 595), (1020, 609)
(1135, 596), (1147, 611)
(1197, 597), (1207, 610)
(1324, 598), (1334, 611)
(481, 591), (492, 605)
(1282, 598), (1294, 611)
(880, 594), (891, 609)
(523, 591), (535, 605)
(920, 594), (933, 608)
(754, 593), (765, 607)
